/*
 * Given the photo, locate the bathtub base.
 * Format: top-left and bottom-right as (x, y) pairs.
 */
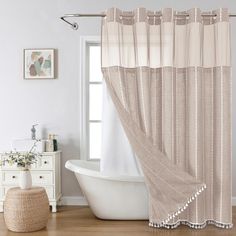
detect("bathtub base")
(65, 160), (149, 220)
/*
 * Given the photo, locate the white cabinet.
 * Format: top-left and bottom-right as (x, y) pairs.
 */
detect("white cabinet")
(0, 151), (61, 213)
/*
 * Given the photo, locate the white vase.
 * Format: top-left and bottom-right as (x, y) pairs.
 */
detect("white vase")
(19, 170), (32, 190)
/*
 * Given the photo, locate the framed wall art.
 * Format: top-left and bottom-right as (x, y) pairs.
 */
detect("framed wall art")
(24, 49), (55, 79)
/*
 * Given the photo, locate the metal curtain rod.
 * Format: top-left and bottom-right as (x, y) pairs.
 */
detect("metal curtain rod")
(60, 12), (236, 30)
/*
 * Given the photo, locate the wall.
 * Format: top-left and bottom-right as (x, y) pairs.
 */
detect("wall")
(0, 0), (235, 198)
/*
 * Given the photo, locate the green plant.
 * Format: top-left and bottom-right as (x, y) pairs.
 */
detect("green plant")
(0, 140), (42, 170)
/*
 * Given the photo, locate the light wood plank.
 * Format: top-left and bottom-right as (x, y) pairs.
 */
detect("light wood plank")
(0, 206), (235, 236)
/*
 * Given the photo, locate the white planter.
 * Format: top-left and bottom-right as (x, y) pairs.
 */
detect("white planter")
(19, 170), (32, 190)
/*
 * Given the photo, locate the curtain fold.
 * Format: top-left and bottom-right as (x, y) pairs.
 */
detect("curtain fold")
(101, 7), (232, 229)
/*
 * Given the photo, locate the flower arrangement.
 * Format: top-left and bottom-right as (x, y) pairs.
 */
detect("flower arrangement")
(0, 140), (42, 170)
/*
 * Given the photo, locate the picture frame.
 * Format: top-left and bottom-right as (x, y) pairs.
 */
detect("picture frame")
(24, 49), (55, 79)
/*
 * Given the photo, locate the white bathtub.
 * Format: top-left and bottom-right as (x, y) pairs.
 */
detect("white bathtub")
(65, 160), (149, 220)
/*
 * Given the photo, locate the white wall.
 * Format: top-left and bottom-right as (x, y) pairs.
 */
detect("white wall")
(0, 0), (235, 198)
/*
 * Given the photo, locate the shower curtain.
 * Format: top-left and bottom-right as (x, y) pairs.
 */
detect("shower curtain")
(101, 82), (142, 176)
(101, 7), (232, 229)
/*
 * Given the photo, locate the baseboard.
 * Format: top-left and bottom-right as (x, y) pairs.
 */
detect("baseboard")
(61, 196), (236, 206)
(61, 196), (88, 206)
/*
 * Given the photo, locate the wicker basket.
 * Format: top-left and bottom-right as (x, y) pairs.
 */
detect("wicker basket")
(4, 187), (49, 232)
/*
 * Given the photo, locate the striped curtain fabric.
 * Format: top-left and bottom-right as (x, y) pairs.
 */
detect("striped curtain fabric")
(101, 8), (232, 229)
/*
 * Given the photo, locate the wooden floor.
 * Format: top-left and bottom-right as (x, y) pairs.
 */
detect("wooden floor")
(0, 206), (235, 236)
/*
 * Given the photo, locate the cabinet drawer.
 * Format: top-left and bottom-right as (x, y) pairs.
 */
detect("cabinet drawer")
(31, 171), (53, 185)
(39, 156), (53, 169)
(1, 171), (19, 185)
(1, 171), (53, 185)
(0, 155), (54, 170)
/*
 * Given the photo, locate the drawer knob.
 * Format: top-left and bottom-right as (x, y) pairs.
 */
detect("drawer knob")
(39, 176), (43, 179)
(12, 176), (16, 179)
(44, 161), (48, 164)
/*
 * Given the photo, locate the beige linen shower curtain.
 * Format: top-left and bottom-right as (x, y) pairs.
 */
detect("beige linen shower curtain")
(101, 8), (232, 229)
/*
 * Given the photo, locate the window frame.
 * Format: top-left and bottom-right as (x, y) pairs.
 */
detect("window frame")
(79, 36), (102, 161)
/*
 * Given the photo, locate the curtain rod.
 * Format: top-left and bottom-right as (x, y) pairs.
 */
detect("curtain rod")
(60, 13), (236, 30)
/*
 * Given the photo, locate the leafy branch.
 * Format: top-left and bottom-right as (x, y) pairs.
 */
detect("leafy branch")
(0, 140), (42, 170)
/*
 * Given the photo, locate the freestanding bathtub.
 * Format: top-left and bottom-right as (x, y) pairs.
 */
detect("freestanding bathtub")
(65, 160), (149, 220)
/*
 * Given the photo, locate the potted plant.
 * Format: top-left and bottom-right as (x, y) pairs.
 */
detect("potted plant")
(0, 141), (42, 189)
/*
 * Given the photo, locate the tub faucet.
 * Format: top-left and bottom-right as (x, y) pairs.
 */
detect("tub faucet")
(31, 124), (38, 140)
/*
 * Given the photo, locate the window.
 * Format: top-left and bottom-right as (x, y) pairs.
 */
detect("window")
(80, 37), (103, 160)
(88, 44), (103, 159)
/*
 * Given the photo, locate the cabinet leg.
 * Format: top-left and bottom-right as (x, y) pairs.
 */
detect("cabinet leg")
(51, 204), (57, 213)
(57, 197), (62, 206)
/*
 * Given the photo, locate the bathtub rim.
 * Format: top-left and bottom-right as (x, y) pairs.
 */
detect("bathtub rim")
(65, 160), (145, 183)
